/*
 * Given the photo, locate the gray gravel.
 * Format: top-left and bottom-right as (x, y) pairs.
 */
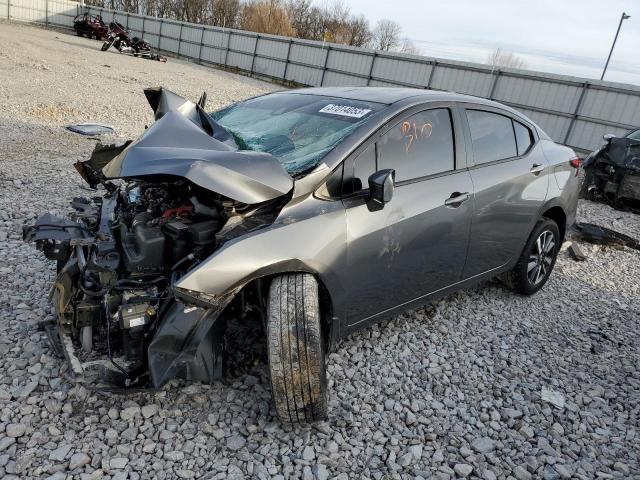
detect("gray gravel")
(1, 21), (639, 480)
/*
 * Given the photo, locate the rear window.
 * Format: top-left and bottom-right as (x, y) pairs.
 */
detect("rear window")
(466, 110), (517, 164)
(513, 120), (533, 155)
(211, 94), (383, 176)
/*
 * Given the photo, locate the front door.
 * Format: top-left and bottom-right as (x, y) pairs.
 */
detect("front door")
(342, 106), (474, 326)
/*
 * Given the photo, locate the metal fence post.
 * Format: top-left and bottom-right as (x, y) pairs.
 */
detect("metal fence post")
(177, 22), (184, 59)
(45, 0), (48, 26)
(488, 70), (501, 99)
(125, 12), (129, 29)
(282, 39), (292, 81)
(158, 18), (163, 50)
(223, 29), (231, 66)
(426, 60), (437, 89)
(564, 82), (589, 145)
(366, 52), (377, 86)
(319, 46), (331, 86)
(141, 16), (145, 37)
(196, 25), (205, 64)
(249, 34), (259, 74)
(7, 0), (10, 19)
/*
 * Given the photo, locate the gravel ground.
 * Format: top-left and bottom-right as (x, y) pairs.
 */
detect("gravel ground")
(1, 21), (639, 480)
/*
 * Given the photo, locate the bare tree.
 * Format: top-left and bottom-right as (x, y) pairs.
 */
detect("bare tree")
(286, 0), (371, 46)
(371, 19), (401, 51)
(242, 0), (295, 36)
(400, 37), (421, 55)
(344, 14), (371, 47)
(211, 0), (241, 28)
(287, 0), (313, 36)
(181, 0), (209, 23)
(286, 0), (328, 40)
(323, 0), (350, 43)
(486, 48), (528, 70)
(142, 0), (174, 18)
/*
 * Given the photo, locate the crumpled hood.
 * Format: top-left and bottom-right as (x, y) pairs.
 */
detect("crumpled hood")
(99, 87), (294, 204)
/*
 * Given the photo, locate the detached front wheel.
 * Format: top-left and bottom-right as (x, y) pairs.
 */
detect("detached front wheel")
(267, 273), (328, 423)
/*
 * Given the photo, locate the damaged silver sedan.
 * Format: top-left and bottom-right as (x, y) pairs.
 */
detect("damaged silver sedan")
(24, 87), (580, 423)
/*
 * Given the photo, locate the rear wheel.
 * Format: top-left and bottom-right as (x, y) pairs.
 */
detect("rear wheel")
(267, 273), (328, 423)
(502, 218), (560, 295)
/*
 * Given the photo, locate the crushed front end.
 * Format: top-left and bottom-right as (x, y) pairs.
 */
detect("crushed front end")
(583, 136), (640, 211)
(24, 179), (239, 387)
(22, 87), (293, 389)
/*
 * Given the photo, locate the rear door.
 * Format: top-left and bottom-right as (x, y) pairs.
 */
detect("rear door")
(460, 105), (550, 278)
(342, 104), (474, 326)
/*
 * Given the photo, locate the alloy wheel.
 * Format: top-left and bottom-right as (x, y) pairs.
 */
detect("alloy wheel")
(527, 230), (555, 285)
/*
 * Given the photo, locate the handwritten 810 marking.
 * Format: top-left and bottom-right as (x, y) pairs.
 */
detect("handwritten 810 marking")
(401, 121), (433, 153)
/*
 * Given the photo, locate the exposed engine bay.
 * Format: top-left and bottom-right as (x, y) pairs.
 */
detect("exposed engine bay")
(23, 87), (293, 388)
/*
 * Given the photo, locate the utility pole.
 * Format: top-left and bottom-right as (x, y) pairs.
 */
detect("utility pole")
(601, 12), (630, 81)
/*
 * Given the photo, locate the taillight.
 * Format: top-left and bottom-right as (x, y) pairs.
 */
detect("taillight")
(569, 157), (582, 176)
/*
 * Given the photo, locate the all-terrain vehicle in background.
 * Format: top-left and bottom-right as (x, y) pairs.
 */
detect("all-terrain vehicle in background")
(73, 13), (108, 40)
(101, 21), (166, 62)
(24, 86), (580, 423)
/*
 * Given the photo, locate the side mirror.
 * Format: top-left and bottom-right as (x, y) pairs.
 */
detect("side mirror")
(368, 169), (395, 207)
(603, 133), (616, 142)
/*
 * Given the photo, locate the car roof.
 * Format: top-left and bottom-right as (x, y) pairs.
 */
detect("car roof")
(286, 86), (502, 107)
(284, 86), (539, 131)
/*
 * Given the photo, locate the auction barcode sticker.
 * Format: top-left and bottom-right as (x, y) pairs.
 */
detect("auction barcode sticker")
(319, 104), (372, 118)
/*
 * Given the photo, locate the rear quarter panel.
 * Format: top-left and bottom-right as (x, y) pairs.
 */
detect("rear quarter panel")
(540, 139), (580, 227)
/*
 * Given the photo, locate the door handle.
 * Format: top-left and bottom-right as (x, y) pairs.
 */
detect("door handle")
(444, 192), (470, 207)
(530, 164), (544, 175)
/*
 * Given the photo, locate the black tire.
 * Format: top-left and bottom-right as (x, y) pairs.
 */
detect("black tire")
(267, 273), (328, 423)
(502, 218), (560, 295)
(101, 41), (111, 52)
(75, 29), (82, 36)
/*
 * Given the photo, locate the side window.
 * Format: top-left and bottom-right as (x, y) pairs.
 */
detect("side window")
(466, 110), (517, 164)
(513, 120), (533, 155)
(377, 108), (455, 182)
(343, 143), (376, 195)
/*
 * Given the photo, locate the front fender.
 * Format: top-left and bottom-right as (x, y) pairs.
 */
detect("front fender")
(175, 196), (347, 322)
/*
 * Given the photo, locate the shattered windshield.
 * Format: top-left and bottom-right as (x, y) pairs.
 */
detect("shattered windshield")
(211, 93), (383, 176)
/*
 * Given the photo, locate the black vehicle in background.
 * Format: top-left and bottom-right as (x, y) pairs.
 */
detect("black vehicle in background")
(583, 129), (640, 211)
(101, 21), (167, 62)
(73, 13), (108, 40)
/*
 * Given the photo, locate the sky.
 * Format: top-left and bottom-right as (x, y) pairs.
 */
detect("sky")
(345, 0), (640, 85)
